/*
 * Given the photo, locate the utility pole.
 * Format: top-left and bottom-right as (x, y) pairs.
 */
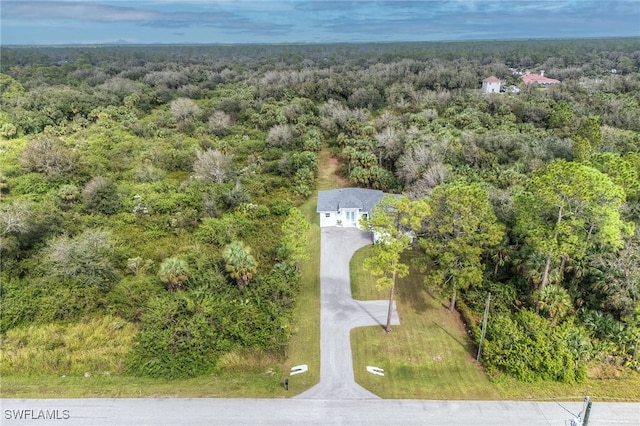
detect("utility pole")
(476, 292), (491, 362)
(569, 396), (592, 426)
(582, 396), (592, 426)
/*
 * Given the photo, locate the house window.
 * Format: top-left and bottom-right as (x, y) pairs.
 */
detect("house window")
(362, 213), (368, 219)
(325, 213), (330, 218)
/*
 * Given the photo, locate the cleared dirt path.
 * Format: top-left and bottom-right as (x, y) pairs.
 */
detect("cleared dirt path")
(296, 227), (400, 399)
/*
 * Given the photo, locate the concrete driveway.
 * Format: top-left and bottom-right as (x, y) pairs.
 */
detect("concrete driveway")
(296, 227), (399, 399)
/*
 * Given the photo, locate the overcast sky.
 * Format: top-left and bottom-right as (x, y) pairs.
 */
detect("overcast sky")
(2, 0), (639, 45)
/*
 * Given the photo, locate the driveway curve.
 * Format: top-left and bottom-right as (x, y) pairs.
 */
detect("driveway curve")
(296, 227), (400, 399)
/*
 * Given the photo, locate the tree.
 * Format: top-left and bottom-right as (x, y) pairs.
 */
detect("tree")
(170, 97), (201, 133)
(82, 176), (119, 214)
(277, 208), (310, 267)
(418, 183), (504, 311)
(515, 160), (633, 297)
(572, 116), (602, 161)
(535, 285), (572, 325)
(208, 110), (232, 136)
(223, 240), (258, 290)
(576, 116), (602, 151)
(158, 257), (189, 292)
(361, 195), (424, 332)
(548, 101), (573, 133)
(588, 153), (640, 201)
(266, 124), (296, 147)
(592, 229), (640, 320)
(45, 229), (117, 289)
(193, 149), (233, 184)
(21, 137), (76, 177)
(170, 97), (201, 123)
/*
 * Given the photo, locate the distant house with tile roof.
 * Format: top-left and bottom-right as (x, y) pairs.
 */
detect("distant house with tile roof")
(522, 70), (560, 86)
(317, 188), (387, 228)
(482, 76), (503, 93)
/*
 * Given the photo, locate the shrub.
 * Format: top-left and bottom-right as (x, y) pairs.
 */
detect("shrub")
(126, 293), (232, 378)
(266, 124), (296, 147)
(20, 137), (76, 177)
(208, 110), (232, 136)
(482, 309), (581, 383)
(0, 278), (41, 333)
(45, 229), (118, 289)
(82, 176), (119, 214)
(193, 149), (233, 184)
(195, 213), (254, 247)
(106, 275), (163, 322)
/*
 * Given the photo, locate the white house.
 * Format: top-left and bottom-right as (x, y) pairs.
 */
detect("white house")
(317, 188), (386, 228)
(482, 76), (502, 93)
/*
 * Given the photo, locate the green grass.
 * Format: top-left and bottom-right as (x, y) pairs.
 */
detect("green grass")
(0, 363), (286, 398)
(351, 247), (498, 399)
(1, 316), (136, 377)
(350, 246), (640, 401)
(1, 322), (290, 398)
(280, 195), (321, 394)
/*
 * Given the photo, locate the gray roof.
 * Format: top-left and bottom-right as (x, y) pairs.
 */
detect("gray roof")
(317, 188), (386, 213)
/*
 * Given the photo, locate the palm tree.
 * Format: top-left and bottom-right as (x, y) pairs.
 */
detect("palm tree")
(223, 241), (258, 289)
(159, 257), (189, 292)
(536, 285), (572, 325)
(489, 237), (514, 278)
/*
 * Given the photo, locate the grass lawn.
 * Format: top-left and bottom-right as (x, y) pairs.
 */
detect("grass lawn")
(350, 246), (640, 401)
(350, 246), (498, 399)
(279, 194), (321, 395)
(1, 354), (288, 398)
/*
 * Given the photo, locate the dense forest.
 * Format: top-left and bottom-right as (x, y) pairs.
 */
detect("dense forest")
(1, 38), (639, 384)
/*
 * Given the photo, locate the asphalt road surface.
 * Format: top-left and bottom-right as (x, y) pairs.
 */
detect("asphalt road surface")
(3, 398), (639, 425)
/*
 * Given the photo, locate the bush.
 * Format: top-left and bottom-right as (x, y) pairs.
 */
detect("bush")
(20, 137), (76, 177)
(126, 293), (232, 378)
(82, 176), (119, 214)
(45, 229), (118, 289)
(1, 276), (108, 332)
(266, 124), (296, 147)
(0, 278), (41, 333)
(482, 309), (582, 383)
(106, 275), (163, 322)
(195, 213), (254, 247)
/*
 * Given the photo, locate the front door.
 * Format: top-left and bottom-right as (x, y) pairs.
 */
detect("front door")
(348, 210), (357, 226)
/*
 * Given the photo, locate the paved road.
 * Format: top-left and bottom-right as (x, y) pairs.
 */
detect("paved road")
(296, 227), (399, 399)
(3, 398), (639, 425)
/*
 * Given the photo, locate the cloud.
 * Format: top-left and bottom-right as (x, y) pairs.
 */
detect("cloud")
(3, 1), (161, 22)
(3, 0), (289, 33)
(1, 0), (638, 44)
